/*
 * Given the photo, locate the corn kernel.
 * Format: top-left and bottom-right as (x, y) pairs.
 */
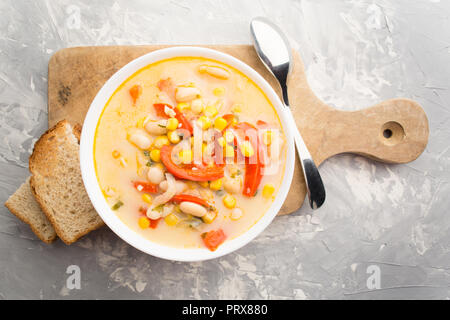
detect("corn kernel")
(179, 149), (193, 164)
(214, 117), (228, 131)
(262, 183), (275, 199)
(204, 105), (218, 118)
(209, 178), (222, 191)
(177, 102), (190, 111)
(138, 216), (150, 229)
(223, 194), (236, 209)
(240, 141), (254, 157)
(150, 149), (161, 162)
(197, 116), (211, 129)
(199, 181), (209, 188)
(166, 118), (179, 131)
(224, 130), (234, 143)
(213, 87), (225, 96)
(136, 117), (146, 128)
(191, 99), (204, 114)
(154, 135), (170, 149)
(217, 137), (226, 147)
(232, 103), (242, 113)
(263, 130), (273, 146)
(112, 150), (121, 159)
(202, 211), (217, 224)
(142, 194), (153, 204)
(164, 213), (179, 226)
(167, 130), (181, 144)
(224, 144), (235, 158)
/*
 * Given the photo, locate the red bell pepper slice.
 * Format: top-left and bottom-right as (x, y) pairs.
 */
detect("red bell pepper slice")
(133, 181), (158, 193)
(232, 122), (265, 197)
(202, 229), (226, 251)
(153, 103), (193, 134)
(171, 194), (210, 208)
(160, 145), (224, 182)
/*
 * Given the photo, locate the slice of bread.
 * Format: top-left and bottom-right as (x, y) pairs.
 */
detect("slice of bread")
(5, 177), (57, 243)
(29, 120), (104, 244)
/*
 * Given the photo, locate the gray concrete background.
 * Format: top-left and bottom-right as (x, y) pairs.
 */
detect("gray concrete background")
(0, 0), (449, 299)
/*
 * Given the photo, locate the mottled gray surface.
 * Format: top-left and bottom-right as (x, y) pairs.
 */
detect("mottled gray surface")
(0, 0), (449, 300)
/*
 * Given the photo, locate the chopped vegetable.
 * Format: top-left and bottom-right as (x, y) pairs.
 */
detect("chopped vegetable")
(197, 116), (211, 129)
(214, 117), (228, 131)
(213, 87), (225, 96)
(166, 118), (179, 131)
(111, 200), (124, 210)
(233, 122), (264, 197)
(153, 103), (193, 134)
(202, 229), (226, 251)
(164, 213), (180, 226)
(129, 84), (142, 104)
(142, 194), (153, 204)
(209, 178), (222, 191)
(171, 194), (210, 208)
(223, 194), (236, 209)
(149, 218), (161, 229)
(204, 105), (218, 118)
(167, 130), (181, 144)
(150, 149), (161, 162)
(138, 216), (150, 229)
(153, 135), (170, 149)
(202, 211), (217, 224)
(133, 181), (158, 193)
(262, 183), (275, 199)
(160, 145), (224, 182)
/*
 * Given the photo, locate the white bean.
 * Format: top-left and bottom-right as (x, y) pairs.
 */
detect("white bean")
(179, 201), (207, 217)
(175, 86), (201, 102)
(224, 177), (241, 194)
(147, 166), (165, 184)
(145, 120), (167, 135)
(129, 131), (152, 150)
(198, 65), (230, 79)
(146, 208), (162, 220)
(159, 180), (187, 194)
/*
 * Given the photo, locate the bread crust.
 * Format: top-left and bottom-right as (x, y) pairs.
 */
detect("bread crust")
(29, 120), (104, 245)
(4, 178), (57, 243)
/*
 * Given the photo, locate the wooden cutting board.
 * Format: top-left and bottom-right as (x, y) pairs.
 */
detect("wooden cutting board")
(48, 45), (429, 215)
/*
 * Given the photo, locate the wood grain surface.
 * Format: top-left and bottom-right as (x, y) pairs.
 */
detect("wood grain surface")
(48, 45), (429, 215)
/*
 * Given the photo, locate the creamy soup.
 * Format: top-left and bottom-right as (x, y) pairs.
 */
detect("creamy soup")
(94, 57), (286, 251)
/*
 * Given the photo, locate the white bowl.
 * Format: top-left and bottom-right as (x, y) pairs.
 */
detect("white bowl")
(80, 47), (294, 262)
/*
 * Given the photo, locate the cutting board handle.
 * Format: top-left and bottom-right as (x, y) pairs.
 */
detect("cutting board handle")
(321, 98), (429, 164)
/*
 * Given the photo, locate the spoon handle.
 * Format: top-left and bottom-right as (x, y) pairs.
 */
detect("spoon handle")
(284, 107), (326, 209)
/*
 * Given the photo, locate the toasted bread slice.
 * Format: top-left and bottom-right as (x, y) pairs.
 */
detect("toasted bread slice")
(5, 177), (57, 243)
(29, 120), (104, 244)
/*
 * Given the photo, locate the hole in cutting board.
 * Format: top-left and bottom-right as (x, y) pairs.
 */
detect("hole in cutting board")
(380, 121), (405, 146)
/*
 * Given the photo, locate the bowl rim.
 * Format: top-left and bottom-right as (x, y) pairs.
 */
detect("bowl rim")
(80, 46), (294, 262)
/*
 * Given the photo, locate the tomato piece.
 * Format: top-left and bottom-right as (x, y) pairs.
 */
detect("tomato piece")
(202, 229), (226, 251)
(160, 145), (224, 182)
(129, 85), (142, 105)
(171, 194), (210, 208)
(133, 181), (158, 193)
(153, 103), (193, 134)
(149, 218), (161, 229)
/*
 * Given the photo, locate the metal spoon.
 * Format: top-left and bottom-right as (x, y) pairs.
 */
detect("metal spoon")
(250, 17), (326, 209)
